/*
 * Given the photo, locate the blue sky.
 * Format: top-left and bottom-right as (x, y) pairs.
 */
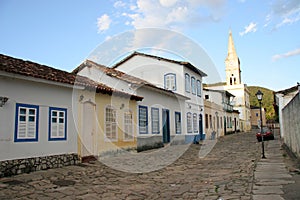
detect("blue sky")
(0, 0), (299, 91)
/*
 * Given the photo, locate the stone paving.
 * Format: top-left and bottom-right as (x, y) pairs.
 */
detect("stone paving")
(0, 131), (261, 200)
(252, 129), (295, 200)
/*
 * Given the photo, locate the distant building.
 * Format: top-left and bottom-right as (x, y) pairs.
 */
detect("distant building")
(204, 30), (251, 132)
(203, 89), (240, 139)
(250, 106), (266, 129)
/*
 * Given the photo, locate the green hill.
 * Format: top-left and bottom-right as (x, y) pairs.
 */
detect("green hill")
(248, 86), (277, 121)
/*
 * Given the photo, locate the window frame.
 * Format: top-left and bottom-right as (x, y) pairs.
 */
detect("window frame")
(197, 80), (202, 97)
(14, 103), (39, 142)
(175, 112), (181, 134)
(105, 105), (117, 141)
(185, 73), (190, 93)
(48, 107), (67, 141)
(151, 107), (160, 134)
(139, 105), (148, 134)
(123, 110), (134, 141)
(164, 73), (176, 91)
(193, 113), (198, 133)
(187, 112), (192, 133)
(191, 76), (196, 95)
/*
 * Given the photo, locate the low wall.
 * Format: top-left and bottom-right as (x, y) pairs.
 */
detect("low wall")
(282, 93), (300, 158)
(0, 153), (79, 177)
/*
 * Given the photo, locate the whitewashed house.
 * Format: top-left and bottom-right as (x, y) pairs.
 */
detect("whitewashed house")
(0, 54), (142, 176)
(111, 52), (207, 143)
(73, 60), (189, 151)
(274, 84), (300, 138)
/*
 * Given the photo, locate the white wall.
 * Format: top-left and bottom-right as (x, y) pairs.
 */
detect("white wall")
(0, 75), (77, 161)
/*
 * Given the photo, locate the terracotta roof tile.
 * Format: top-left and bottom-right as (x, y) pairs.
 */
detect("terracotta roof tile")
(0, 54), (143, 101)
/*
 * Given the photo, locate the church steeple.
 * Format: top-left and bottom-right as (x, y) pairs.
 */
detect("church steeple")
(225, 30), (241, 86)
(226, 29), (238, 61)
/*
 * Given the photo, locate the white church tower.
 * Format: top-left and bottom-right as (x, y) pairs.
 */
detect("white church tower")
(224, 30), (251, 132)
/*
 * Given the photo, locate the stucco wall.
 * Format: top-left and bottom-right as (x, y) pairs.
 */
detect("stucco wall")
(282, 92), (300, 158)
(0, 76), (77, 161)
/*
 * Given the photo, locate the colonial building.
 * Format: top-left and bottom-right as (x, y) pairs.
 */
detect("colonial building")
(73, 60), (188, 152)
(205, 31), (251, 132)
(111, 52), (207, 143)
(0, 54), (142, 176)
(203, 89), (240, 139)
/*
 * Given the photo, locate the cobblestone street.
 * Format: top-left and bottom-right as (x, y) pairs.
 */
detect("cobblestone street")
(0, 131), (261, 200)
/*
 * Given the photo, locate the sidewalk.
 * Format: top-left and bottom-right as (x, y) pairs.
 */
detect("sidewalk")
(252, 129), (295, 200)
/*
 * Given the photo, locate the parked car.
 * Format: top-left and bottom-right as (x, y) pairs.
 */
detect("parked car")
(256, 127), (274, 142)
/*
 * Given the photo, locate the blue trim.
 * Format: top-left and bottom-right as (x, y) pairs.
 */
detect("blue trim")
(197, 80), (201, 97)
(187, 112), (193, 133)
(139, 105), (148, 134)
(191, 77), (196, 95)
(185, 73), (190, 93)
(175, 112), (181, 134)
(151, 107), (160, 134)
(14, 103), (39, 142)
(48, 107), (67, 141)
(164, 73), (176, 91)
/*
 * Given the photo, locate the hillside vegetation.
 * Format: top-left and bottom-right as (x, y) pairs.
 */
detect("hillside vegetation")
(248, 86), (277, 121)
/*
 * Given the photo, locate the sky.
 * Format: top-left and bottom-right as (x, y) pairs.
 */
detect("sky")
(0, 0), (299, 91)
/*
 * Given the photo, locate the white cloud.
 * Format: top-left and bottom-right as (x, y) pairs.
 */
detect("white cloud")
(265, 0), (300, 30)
(239, 22), (257, 36)
(272, 48), (300, 61)
(97, 14), (112, 32)
(120, 0), (226, 29)
(159, 0), (178, 7)
(114, 1), (126, 8)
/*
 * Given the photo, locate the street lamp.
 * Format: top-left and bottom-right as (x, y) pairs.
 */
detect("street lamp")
(256, 90), (266, 159)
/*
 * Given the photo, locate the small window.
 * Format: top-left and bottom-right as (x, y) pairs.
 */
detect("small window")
(164, 73), (176, 91)
(105, 106), (117, 140)
(197, 80), (201, 96)
(139, 106), (148, 134)
(185, 73), (190, 92)
(175, 112), (181, 134)
(15, 103), (39, 142)
(124, 111), (133, 141)
(187, 112), (192, 133)
(151, 108), (160, 134)
(193, 113), (198, 133)
(205, 95), (209, 100)
(49, 107), (67, 141)
(191, 77), (196, 94)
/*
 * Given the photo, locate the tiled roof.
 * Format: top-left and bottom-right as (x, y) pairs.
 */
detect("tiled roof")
(111, 51), (207, 77)
(74, 60), (189, 100)
(0, 54), (143, 101)
(275, 84), (299, 95)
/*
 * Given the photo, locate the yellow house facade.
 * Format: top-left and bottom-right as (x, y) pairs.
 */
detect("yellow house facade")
(74, 86), (143, 161)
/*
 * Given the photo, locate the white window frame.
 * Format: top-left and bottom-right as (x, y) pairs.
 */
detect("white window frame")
(123, 110), (134, 141)
(49, 107), (67, 141)
(139, 105), (148, 134)
(191, 77), (196, 95)
(15, 103), (39, 142)
(164, 73), (176, 91)
(175, 112), (181, 134)
(185, 73), (190, 93)
(187, 112), (192, 133)
(105, 106), (117, 141)
(193, 113), (198, 133)
(151, 107), (160, 134)
(197, 80), (202, 97)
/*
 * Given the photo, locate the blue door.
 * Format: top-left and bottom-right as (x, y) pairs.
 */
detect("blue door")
(162, 109), (170, 143)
